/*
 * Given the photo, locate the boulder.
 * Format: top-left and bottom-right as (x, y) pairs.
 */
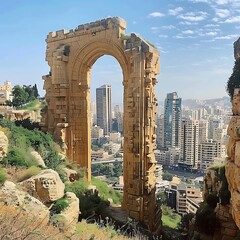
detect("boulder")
(63, 167), (79, 183)
(225, 161), (235, 192)
(0, 181), (49, 224)
(226, 137), (236, 160)
(0, 131), (8, 160)
(50, 192), (79, 234)
(227, 116), (240, 140)
(231, 190), (240, 229)
(20, 169), (65, 204)
(235, 141), (240, 167)
(30, 150), (46, 167)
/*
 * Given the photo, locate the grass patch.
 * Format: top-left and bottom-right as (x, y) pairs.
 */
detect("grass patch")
(92, 177), (122, 205)
(51, 197), (69, 214)
(162, 214), (181, 229)
(17, 166), (41, 182)
(75, 220), (135, 240)
(17, 100), (40, 111)
(0, 167), (7, 184)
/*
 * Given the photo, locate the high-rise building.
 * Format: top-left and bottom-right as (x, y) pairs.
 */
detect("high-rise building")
(96, 84), (112, 135)
(163, 92), (182, 150)
(198, 120), (208, 143)
(198, 140), (222, 171)
(90, 101), (96, 126)
(180, 119), (199, 168)
(156, 114), (164, 149)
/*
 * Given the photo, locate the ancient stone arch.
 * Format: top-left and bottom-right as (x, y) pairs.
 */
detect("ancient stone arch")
(41, 17), (161, 233)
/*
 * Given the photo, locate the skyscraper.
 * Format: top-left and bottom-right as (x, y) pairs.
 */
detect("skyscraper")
(180, 119), (199, 168)
(163, 92), (182, 150)
(96, 84), (112, 135)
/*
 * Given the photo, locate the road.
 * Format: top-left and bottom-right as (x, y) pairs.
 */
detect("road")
(91, 158), (123, 165)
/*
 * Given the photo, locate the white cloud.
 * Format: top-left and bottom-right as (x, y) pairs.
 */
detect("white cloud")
(169, 7), (184, 16)
(215, 0), (229, 4)
(148, 12), (165, 17)
(182, 30), (194, 34)
(204, 24), (220, 27)
(178, 11), (208, 22)
(199, 31), (218, 36)
(215, 34), (239, 39)
(151, 27), (161, 31)
(212, 17), (220, 22)
(215, 9), (230, 18)
(205, 31), (218, 36)
(158, 34), (169, 38)
(175, 35), (185, 39)
(189, 0), (209, 2)
(225, 16), (240, 23)
(162, 25), (176, 29)
(179, 21), (198, 25)
(215, 0), (240, 6)
(174, 35), (196, 39)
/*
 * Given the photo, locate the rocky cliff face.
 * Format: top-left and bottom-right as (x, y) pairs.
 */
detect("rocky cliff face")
(225, 91), (240, 229)
(200, 167), (240, 240)
(224, 38), (240, 229)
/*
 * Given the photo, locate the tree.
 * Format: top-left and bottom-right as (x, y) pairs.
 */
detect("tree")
(156, 191), (167, 206)
(12, 85), (28, 107)
(226, 57), (240, 100)
(162, 171), (173, 181)
(23, 85), (35, 101)
(33, 84), (39, 98)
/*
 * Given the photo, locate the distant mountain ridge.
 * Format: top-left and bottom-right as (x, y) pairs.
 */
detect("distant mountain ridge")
(158, 96), (231, 108)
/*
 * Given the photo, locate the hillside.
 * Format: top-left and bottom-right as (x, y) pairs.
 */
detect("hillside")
(0, 119), (140, 240)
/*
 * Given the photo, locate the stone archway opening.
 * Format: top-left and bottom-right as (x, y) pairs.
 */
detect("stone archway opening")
(90, 55), (124, 177)
(90, 55), (123, 130)
(41, 17), (161, 234)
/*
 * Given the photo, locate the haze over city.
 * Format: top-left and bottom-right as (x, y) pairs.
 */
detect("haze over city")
(1, 0), (239, 101)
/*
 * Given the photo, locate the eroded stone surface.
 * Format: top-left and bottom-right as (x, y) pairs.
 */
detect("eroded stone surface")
(0, 131), (8, 160)
(53, 192), (80, 234)
(20, 169), (65, 204)
(0, 181), (49, 224)
(226, 87), (240, 229)
(203, 169), (222, 200)
(63, 167), (79, 183)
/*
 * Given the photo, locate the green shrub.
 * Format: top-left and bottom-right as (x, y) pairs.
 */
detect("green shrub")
(65, 179), (88, 199)
(218, 166), (231, 205)
(0, 119), (65, 175)
(65, 179), (103, 218)
(178, 212), (195, 231)
(195, 202), (217, 235)
(0, 167), (7, 184)
(205, 193), (219, 209)
(226, 57), (240, 100)
(18, 166), (41, 182)
(51, 198), (69, 214)
(2, 146), (37, 168)
(162, 171), (173, 181)
(91, 177), (122, 204)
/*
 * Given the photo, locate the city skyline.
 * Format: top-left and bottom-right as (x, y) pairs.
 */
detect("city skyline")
(1, 0), (239, 102)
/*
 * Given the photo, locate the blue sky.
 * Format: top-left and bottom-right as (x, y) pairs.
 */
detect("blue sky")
(0, 0), (239, 103)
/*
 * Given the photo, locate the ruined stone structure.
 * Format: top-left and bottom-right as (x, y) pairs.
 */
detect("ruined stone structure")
(41, 17), (161, 233)
(225, 37), (240, 230)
